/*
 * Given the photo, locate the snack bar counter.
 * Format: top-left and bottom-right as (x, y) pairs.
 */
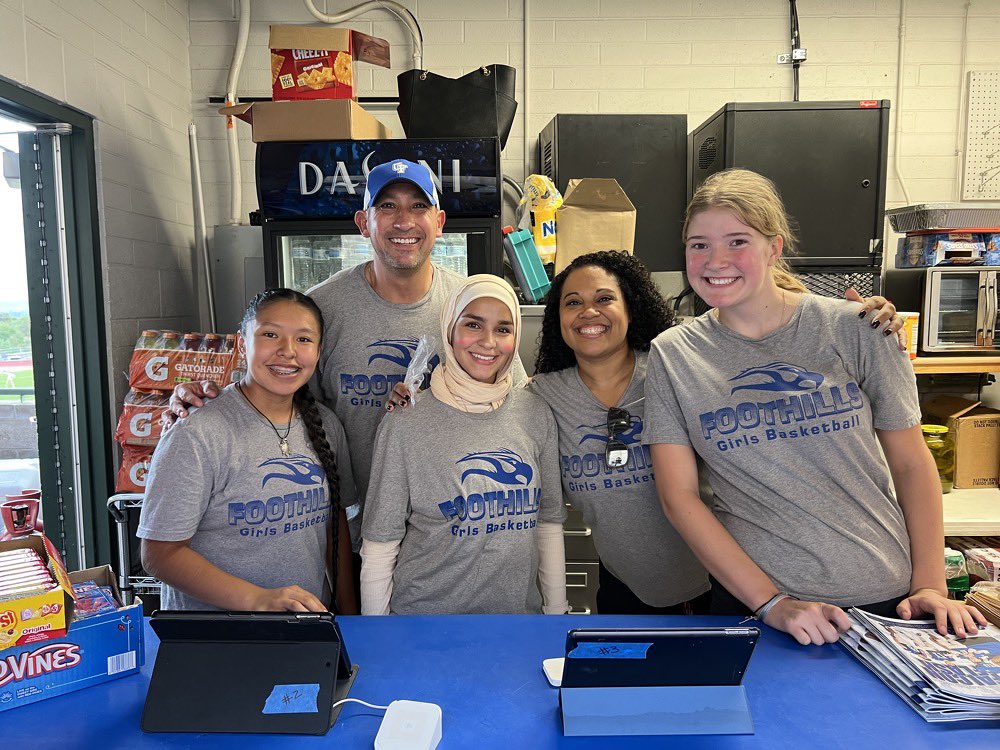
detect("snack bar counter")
(6, 614), (999, 748)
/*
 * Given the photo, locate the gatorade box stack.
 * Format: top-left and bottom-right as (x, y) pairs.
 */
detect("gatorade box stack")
(115, 331), (240, 493)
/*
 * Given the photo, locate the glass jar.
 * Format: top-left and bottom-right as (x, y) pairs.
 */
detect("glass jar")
(921, 423), (955, 494)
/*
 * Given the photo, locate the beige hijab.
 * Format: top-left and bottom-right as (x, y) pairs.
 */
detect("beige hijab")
(430, 274), (521, 413)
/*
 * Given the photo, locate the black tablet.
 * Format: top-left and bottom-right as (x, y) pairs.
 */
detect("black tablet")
(143, 610), (358, 735)
(562, 626), (760, 689)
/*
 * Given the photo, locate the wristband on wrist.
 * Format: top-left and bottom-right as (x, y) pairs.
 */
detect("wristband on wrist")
(754, 593), (797, 621)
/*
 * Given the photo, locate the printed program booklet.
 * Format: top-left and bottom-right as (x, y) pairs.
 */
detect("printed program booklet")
(840, 607), (1000, 722)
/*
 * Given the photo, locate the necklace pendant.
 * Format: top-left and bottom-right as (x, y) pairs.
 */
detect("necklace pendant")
(279, 439), (289, 457)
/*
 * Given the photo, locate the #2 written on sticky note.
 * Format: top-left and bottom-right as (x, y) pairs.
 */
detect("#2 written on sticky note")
(262, 683), (321, 714)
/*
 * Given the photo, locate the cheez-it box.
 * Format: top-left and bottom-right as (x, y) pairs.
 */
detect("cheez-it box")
(269, 25), (390, 101)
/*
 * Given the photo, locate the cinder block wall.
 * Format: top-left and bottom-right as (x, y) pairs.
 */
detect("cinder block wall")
(189, 0), (1000, 230)
(0, 0), (196, 410)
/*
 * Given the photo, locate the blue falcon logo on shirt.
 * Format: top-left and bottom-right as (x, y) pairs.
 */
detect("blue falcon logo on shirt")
(259, 455), (325, 487)
(577, 415), (644, 446)
(458, 449), (533, 486)
(728, 362), (824, 394)
(366, 338), (441, 373)
(367, 338), (420, 368)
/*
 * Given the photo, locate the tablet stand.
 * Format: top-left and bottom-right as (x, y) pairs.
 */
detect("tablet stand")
(560, 684), (754, 736)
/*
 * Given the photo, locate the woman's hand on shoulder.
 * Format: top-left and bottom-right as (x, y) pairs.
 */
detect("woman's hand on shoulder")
(763, 598), (851, 645)
(897, 588), (989, 638)
(845, 288), (907, 352)
(246, 584), (327, 613)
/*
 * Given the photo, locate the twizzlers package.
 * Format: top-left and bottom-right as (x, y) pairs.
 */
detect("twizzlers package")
(269, 25), (390, 101)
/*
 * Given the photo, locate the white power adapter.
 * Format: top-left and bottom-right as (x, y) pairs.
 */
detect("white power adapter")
(374, 699), (442, 750)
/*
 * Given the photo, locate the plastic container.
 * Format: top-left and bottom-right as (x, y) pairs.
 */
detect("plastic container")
(502, 226), (551, 303)
(921, 423), (955, 494)
(945, 547), (970, 599)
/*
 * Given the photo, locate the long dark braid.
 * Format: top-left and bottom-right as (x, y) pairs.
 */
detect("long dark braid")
(242, 288), (342, 611)
(294, 385), (342, 612)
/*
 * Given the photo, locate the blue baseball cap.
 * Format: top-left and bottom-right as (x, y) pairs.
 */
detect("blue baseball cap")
(363, 159), (439, 210)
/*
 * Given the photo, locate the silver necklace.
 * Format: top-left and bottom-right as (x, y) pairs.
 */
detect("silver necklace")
(237, 383), (293, 457)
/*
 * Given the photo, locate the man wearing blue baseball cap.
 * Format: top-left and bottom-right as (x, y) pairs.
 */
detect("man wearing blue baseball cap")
(169, 157), (524, 600)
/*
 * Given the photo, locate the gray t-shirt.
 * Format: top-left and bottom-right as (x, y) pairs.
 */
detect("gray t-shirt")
(362, 389), (567, 614)
(308, 263), (526, 547)
(137, 385), (358, 611)
(528, 351), (709, 607)
(643, 294), (920, 607)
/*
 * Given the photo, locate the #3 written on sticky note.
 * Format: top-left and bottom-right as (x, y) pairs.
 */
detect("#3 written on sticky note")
(567, 642), (653, 659)
(262, 683), (321, 714)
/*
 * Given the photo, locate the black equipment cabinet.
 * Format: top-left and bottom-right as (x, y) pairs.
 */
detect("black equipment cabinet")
(539, 114), (688, 272)
(689, 100), (890, 271)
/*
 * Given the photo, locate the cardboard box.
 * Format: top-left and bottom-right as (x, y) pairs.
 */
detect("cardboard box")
(269, 25), (389, 101)
(219, 99), (392, 143)
(554, 179), (636, 274)
(0, 565), (144, 712)
(0, 535), (74, 651)
(923, 396), (1000, 489)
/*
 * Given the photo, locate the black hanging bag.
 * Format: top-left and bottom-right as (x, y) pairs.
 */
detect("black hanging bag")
(396, 64), (518, 148)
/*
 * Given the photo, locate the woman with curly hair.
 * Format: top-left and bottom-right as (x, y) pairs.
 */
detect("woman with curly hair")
(529, 250), (905, 615)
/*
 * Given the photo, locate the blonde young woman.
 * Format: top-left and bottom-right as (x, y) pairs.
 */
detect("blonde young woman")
(360, 275), (568, 615)
(644, 169), (986, 646)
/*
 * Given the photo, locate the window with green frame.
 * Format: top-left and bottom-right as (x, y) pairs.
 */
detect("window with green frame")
(1, 78), (114, 571)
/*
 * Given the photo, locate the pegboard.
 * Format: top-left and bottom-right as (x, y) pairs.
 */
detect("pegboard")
(962, 70), (1000, 200)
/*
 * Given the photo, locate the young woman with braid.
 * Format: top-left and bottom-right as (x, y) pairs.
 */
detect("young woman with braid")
(139, 289), (358, 613)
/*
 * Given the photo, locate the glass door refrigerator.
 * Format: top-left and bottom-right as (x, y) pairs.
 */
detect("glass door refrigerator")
(256, 138), (503, 292)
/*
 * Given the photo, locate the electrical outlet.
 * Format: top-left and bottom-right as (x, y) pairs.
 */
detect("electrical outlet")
(777, 53), (791, 64)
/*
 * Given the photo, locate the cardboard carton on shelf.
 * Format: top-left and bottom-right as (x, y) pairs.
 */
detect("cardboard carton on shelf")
(923, 395), (1000, 490)
(219, 99), (392, 143)
(554, 179), (636, 274)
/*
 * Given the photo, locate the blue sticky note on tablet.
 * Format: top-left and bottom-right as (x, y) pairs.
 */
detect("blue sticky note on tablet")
(567, 642), (652, 659)
(262, 683), (320, 714)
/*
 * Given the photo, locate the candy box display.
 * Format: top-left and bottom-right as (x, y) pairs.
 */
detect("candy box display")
(127, 329), (238, 392)
(0, 565), (143, 712)
(0, 535), (73, 651)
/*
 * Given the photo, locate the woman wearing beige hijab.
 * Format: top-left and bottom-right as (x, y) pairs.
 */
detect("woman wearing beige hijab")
(359, 275), (568, 615)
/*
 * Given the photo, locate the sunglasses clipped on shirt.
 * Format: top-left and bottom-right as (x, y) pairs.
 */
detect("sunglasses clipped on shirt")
(605, 407), (632, 468)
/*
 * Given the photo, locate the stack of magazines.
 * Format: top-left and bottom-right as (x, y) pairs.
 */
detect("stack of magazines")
(840, 607), (1000, 721)
(966, 582), (1000, 627)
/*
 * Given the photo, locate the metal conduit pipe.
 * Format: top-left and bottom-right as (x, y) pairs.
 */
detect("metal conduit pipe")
(303, 0), (423, 70)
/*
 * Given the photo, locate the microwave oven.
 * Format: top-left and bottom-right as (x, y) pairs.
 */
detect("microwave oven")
(882, 266), (1000, 354)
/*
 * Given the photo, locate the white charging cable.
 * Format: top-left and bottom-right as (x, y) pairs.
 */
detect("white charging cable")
(331, 697), (390, 711)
